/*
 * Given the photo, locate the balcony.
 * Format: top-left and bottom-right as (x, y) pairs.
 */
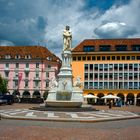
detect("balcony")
(46, 68), (55, 72)
(4, 67), (10, 72)
(13, 77), (18, 80)
(33, 77), (41, 81)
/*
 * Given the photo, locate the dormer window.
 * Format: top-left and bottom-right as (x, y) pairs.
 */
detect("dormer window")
(83, 45), (95, 52)
(15, 54), (21, 59)
(115, 45), (127, 51)
(99, 45), (111, 51)
(47, 56), (52, 61)
(25, 54), (31, 59)
(5, 54), (11, 59)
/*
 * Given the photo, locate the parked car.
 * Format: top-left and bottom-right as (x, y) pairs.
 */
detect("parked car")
(0, 95), (14, 105)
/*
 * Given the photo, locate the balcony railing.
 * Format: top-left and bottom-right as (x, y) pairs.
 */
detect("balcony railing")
(24, 68), (30, 72)
(33, 77), (40, 81)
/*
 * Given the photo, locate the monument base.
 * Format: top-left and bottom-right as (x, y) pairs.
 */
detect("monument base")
(45, 100), (82, 108)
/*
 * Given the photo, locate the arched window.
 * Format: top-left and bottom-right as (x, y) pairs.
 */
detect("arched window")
(33, 90), (41, 98)
(22, 91), (30, 98)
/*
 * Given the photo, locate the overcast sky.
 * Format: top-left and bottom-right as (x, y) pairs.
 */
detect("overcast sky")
(0, 0), (140, 56)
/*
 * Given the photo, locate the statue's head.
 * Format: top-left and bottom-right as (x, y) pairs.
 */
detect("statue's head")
(66, 25), (70, 31)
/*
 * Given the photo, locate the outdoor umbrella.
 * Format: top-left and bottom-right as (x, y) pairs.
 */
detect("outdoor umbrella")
(84, 94), (99, 99)
(101, 94), (120, 99)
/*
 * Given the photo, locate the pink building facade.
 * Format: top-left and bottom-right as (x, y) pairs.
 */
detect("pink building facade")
(0, 46), (61, 98)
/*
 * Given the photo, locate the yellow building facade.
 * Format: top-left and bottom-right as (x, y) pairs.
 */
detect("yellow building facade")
(71, 38), (140, 105)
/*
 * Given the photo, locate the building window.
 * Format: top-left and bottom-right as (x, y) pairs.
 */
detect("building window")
(78, 56), (81, 61)
(137, 56), (140, 60)
(102, 56), (106, 60)
(119, 64), (123, 70)
(124, 64), (128, 70)
(114, 64), (118, 70)
(127, 56), (130, 60)
(5, 71), (9, 78)
(112, 56), (115, 60)
(104, 82), (108, 89)
(99, 73), (103, 79)
(89, 73), (93, 80)
(73, 57), (76, 61)
(114, 73), (118, 79)
(104, 73), (108, 79)
(15, 54), (21, 59)
(117, 56), (120, 60)
(85, 64), (88, 71)
(25, 55), (31, 59)
(94, 73), (98, 79)
(99, 45), (111, 51)
(48, 65), (51, 69)
(16, 63), (19, 69)
(99, 82), (103, 89)
(26, 63), (29, 68)
(134, 64), (138, 71)
(124, 73), (128, 79)
(5, 63), (9, 68)
(84, 82), (88, 89)
(116, 45), (127, 51)
(131, 56), (135, 60)
(5, 55), (11, 59)
(34, 81), (39, 87)
(129, 73), (133, 80)
(87, 56), (91, 61)
(84, 73), (88, 80)
(90, 74), (94, 82)
(94, 64), (98, 71)
(132, 45), (140, 51)
(104, 64), (108, 71)
(25, 81), (29, 87)
(129, 64), (133, 70)
(36, 63), (39, 68)
(36, 73), (39, 78)
(83, 45), (95, 52)
(25, 72), (29, 78)
(122, 56), (125, 60)
(99, 64), (103, 71)
(92, 56), (95, 60)
(94, 82), (98, 89)
(82, 56), (86, 61)
(107, 56), (110, 60)
(14, 80), (18, 87)
(97, 56), (100, 60)
(46, 72), (49, 78)
(46, 81), (49, 87)
(89, 64), (93, 71)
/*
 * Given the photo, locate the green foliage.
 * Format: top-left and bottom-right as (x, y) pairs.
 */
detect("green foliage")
(0, 75), (8, 94)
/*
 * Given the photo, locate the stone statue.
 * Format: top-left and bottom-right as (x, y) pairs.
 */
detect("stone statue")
(74, 76), (83, 88)
(49, 77), (58, 89)
(63, 25), (72, 51)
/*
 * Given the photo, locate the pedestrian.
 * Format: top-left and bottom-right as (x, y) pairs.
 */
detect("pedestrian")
(109, 100), (112, 109)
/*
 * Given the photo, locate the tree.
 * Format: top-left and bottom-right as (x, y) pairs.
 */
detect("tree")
(0, 75), (8, 95)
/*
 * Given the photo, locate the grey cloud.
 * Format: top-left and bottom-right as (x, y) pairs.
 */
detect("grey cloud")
(0, 40), (15, 46)
(94, 22), (137, 38)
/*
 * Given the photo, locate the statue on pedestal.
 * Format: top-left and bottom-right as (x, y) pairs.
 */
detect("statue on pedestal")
(63, 25), (72, 51)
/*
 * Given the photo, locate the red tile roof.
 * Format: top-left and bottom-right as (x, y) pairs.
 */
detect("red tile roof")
(0, 46), (61, 62)
(72, 38), (140, 52)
